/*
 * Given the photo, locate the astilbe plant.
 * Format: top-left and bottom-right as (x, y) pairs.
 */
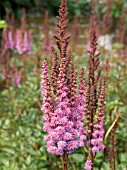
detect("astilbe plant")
(41, 0), (86, 169)
(41, 0), (106, 170)
(2, 8), (32, 55)
(84, 15), (106, 170)
(15, 8), (32, 55)
(0, 8), (30, 87)
(2, 8), (15, 51)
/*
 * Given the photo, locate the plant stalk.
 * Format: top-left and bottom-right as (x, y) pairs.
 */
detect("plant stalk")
(61, 154), (68, 170)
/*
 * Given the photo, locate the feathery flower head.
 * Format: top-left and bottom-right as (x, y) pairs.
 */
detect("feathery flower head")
(85, 8), (106, 169)
(8, 29), (15, 49)
(41, 0), (86, 157)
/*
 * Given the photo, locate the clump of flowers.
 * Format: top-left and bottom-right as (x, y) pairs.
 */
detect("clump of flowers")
(15, 28), (31, 54)
(41, 0), (106, 170)
(2, 8), (15, 51)
(41, 0), (86, 168)
(2, 8), (32, 54)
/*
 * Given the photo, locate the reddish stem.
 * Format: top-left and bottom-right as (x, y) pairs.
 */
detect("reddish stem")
(61, 154), (68, 170)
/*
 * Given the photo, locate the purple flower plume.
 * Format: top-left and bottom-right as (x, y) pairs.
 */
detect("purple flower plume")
(41, 58), (86, 156)
(41, 0), (87, 157)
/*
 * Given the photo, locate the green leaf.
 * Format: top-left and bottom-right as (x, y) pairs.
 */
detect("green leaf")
(70, 153), (84, 163)
(101, 162), (110, 170)
(119, 153), (127, 163)
(1, 148), (15, 155)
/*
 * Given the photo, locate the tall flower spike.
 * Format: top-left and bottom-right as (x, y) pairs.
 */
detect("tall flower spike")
(41, 1), (86, 170)
(54, 0), (70, 59)
(41, 60), (54, 131)
(77, 68), (86, 146)
(84, 12), (106, 170)
(23, 30), (32, 54)
(8, 29), (15, 49)
(91, 79), (106, 154)
(15, 29), (23, 54)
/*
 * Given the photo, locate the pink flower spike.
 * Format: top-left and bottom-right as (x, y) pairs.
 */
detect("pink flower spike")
(8, 30), (15, 49)
(15, 29), (23, 54)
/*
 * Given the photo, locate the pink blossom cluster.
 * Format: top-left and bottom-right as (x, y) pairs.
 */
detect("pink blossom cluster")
(91, 123), (105, 154)
(85, 123), (105, 170)
(85, 159), (92, 170)
(15, 29), (32, 54)
(2, 28), (15, 50)
(41, 59), (86, 155)
(2, 28), (32, 54)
